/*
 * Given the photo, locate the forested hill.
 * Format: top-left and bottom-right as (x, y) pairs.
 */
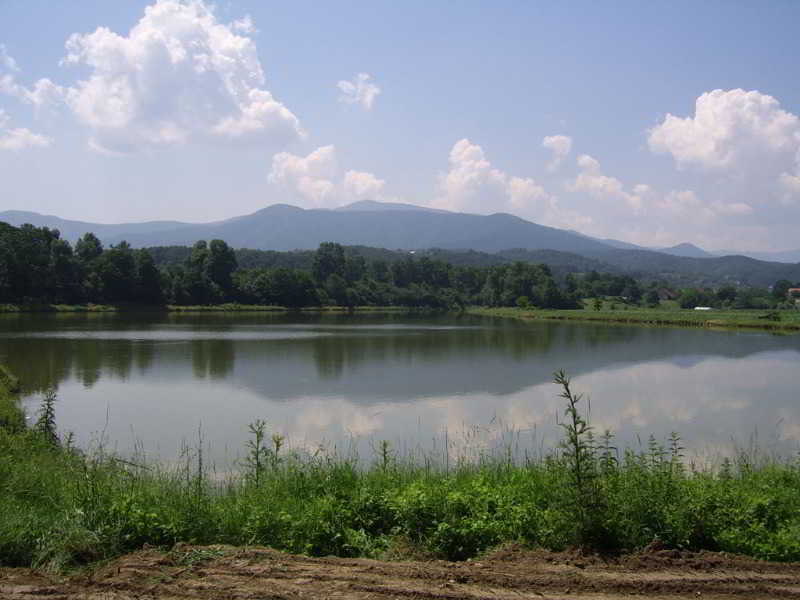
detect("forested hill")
(2, 203), (799, 287)
(145, 244), (800, 289)
(582, 248), (800, 288)
(0, 204), (615, 254)
(147, 245), (617, 278)
(1, 221), (798, 311)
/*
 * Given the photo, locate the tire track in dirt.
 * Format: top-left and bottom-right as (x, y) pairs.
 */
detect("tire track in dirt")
(2, 545), (800, 599)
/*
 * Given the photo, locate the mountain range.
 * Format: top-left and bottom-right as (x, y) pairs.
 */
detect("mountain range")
(2, 201), (799, 287)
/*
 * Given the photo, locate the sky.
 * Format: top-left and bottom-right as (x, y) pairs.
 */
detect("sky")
(1, 0), (800, 252)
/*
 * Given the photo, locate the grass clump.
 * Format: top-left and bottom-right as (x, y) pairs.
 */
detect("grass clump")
(2, 366), (800, 570)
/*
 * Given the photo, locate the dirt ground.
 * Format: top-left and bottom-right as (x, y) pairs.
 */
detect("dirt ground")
(2, 544), (800, 600)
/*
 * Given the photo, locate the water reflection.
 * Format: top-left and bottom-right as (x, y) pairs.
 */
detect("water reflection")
(0, 312), (798, 464)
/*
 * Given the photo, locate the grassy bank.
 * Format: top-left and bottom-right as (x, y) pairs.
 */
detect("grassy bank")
(0, 303), (118, 313)
(2, 368), (800, 571)
(469, 305), (800, 332)
(0, 303), (415, 314)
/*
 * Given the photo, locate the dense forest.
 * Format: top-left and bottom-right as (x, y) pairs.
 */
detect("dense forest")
(0, 222), (796, 310)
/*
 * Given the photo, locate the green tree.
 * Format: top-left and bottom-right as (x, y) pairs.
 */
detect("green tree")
(772, 279), (792, 301)
(75, 232), (103, 264)
(49, 237), (79, 303)
(205, 239), (237, 297)
(134, 249), (163, 304)
(96, 241), (135, 302)
(716, 285), (737, 305)
(644, 289), (660, 308)
(270, 268), (319, 307)
(343, 254), (367, 284)
(325, 273), (348, 305)
(313, 242), (346, 284)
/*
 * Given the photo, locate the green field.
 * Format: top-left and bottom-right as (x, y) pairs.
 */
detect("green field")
(469, 303), (800, 332)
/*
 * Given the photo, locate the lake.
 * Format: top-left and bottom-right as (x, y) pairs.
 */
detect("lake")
(1, 312), (798, 468)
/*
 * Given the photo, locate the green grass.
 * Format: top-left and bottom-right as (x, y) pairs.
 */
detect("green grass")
(2, 368), (800, 571)
(0, 303), (416, 314)
(470, 304), (800, 332)
(0, 303), (118, 313)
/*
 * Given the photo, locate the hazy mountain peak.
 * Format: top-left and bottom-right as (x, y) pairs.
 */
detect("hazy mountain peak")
(659, 242), (712, 258)
(336, 200), (451, 213)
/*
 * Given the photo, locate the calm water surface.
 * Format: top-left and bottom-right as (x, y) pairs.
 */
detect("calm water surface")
(1, 312), (798, 466)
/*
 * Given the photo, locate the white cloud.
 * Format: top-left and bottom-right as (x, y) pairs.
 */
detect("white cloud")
(658, 189), (710, 219)
(269, 145), (337, 206)
(780, 172), (800, 204)
(343, 169), (385, 199)
(641, 88), (800, 247)
(0, 45), (66, 110)
(0, 44), (21, 96)
(0, 109), (52, 151)
(569, 154), (646, 212)
(60, 0), (302, 153)
(437, 139), (508, 213)
(230, 15), (257, 35)
(649, 89), (800, 170)
(542, 134), (572, 171)
(649, 89), (800, 208)
(507, 176), (549, 210)
(337, 73), (381, 110)
(710, 200), (753, 216)
(269, 145), (387, 208)
(433, 138), (587, 229)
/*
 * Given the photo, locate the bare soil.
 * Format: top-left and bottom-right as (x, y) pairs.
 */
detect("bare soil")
(3, 544), (800, 599)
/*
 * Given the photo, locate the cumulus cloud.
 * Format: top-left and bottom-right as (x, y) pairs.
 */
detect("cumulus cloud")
(269, 145), (387, 208)
(0, 109), (52, 151)
(780, 172), (800, 203)
(230, 15), (257, 35)
(337, 73), (380, 110)
(433, 138), (587, 229)
(59, 0), (302, 153)
(0, 44), (21, 95)
(657, 189), (711, 219)
(542, 134), (572, 171)
(649, 89), (799, 170)
(343, 169), (385, 199)
(437, 139), (508, 212)
(649, 89), (800, 207)
(569, 154), (646, 212)
(0, 44), (65, 109)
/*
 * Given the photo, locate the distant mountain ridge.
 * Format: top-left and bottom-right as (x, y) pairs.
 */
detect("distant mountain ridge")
(0, 202), (614, 254)
(657, 243), (713, 259)
(2, 202), (799, 286)
(713, 248), (800, 263)
(0, 210), (194, 243)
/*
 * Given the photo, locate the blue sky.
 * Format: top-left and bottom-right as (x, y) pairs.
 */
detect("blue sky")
(1, 0), (799, 251)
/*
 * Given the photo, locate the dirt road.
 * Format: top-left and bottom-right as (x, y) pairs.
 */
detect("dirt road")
(2, 544), (800, 599)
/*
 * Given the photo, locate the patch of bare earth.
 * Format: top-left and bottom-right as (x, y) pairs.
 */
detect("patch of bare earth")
(2, 544), (800, 600)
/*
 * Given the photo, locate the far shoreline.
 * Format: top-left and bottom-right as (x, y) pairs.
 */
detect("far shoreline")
(2, 302), (799, 333)
(468, 306), (800, 333)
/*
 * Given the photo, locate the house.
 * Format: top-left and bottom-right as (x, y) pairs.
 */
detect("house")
(657, 288), (679, 301)
(694, 306), (712, 311)
(788, 288), (800, 304)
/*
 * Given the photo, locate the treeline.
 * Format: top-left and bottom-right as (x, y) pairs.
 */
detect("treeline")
(676, 281), (799, 310)
(3, 222), (795, 311)
(0, 223), (580, 309)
